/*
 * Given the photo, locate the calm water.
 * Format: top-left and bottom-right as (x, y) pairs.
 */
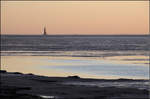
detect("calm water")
(1, 35), (150, 51)
(1, 35), (149, 79)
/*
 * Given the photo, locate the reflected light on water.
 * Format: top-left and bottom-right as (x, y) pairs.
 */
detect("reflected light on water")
(1, 55), (149, 79)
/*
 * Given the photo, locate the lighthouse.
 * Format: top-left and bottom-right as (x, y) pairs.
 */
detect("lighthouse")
(43, 27), (47, 36)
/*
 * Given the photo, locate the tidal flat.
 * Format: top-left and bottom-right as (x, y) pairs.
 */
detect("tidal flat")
(1, 70), (149, 99)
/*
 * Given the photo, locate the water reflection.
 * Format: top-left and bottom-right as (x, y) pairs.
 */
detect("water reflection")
(1, 53), (149, 79)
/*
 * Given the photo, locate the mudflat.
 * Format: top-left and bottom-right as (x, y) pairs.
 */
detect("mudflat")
(0, 70), (149, 99)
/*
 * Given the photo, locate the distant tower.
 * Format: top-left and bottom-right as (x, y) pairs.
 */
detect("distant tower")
(43, 27), (47, 35)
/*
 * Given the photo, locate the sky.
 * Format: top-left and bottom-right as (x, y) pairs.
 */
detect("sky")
(1, 1), (149, 35)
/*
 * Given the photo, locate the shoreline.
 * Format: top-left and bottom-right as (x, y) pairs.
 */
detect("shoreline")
(1, 70), (149, 99)
(1, 70), (149, 81)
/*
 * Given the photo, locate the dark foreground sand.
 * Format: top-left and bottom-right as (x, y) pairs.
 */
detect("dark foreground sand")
(0, 70), (149, 99)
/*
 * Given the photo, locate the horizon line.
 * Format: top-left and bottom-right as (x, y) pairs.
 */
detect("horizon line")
(1, 34), (149, 36)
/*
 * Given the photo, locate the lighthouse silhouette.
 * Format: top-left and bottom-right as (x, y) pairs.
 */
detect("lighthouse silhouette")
(43, 27), (47, 36)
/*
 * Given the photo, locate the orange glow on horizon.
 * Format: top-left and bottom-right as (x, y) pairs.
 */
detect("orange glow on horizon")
(1, 1), (149, 35)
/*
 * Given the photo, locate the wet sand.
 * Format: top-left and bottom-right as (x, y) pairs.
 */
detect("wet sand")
(0, 70), (149, 99)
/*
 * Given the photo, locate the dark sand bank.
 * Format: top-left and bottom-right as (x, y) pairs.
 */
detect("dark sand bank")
(0, 70), (149, 99)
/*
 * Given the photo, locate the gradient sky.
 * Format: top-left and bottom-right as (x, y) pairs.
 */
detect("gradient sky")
(1, 1), (149, 35)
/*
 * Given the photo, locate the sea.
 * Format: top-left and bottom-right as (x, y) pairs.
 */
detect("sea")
(1, 35), (149, 79)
